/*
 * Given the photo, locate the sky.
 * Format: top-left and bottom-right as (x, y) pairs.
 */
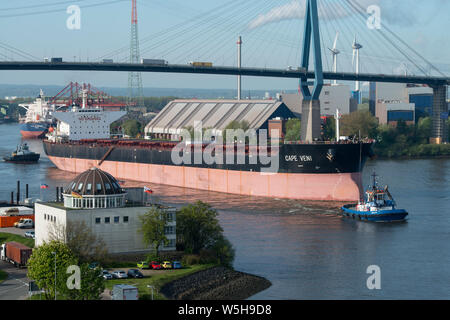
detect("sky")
(0, 0), (448, 91)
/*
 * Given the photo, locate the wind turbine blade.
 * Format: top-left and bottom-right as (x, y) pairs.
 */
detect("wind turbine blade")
(352, 49), (356, 67)
(333, 32), (339, 50)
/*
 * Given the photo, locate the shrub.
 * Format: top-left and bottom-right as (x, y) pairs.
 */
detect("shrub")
(181, 254), (201, 266)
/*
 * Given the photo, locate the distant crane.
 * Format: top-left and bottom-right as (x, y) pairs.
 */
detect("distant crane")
(328, 32), (340, 85)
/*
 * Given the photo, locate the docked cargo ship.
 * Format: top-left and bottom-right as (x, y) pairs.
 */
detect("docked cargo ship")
(19, 90), (54, 138)
(43, 99), (375, 202)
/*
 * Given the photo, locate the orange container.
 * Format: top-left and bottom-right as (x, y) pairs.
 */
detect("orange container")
(0, 215), (35, 228)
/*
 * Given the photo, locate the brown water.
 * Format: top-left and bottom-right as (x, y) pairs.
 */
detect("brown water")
(1, 123), (449, 299)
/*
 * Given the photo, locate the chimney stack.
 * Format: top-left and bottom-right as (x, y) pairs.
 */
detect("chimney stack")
(237, 36), (242, 100)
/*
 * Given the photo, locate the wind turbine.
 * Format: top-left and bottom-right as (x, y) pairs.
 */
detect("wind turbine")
(328, 32), (340, 85)
(352, 35), (363, 92)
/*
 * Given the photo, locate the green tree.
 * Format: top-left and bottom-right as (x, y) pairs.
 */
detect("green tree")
(340, 110), (378, 138)
(48, 221), (108, 264)
(416, 116), (432, 143)
(177, 201), (235, 266)
(58, 263), (105, 300)
(223, 120), (251, 143)
(122, 119), (143, 137)
(208, 235), (235, 268)
(139, 206), (169, 257)
(284, 118), (301, 141)
(176, 201), (235, 267)
(322, 117), (336, 141)
(27, 241), (77, 300)
(176, 201), (223, 254)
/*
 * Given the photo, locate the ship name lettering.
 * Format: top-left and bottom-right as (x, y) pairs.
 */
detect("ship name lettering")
(285, 155), (298, 162)
(78, 116), (101, 121)
(299, 155), (313, 162)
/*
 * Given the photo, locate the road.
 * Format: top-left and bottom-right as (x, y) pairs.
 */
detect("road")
(0, 261), (29, 300)
(0, 228), (32, 300)
(0, 227), (29, 236)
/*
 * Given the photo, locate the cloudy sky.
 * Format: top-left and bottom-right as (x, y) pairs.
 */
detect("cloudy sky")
(0, 0), (447, 90)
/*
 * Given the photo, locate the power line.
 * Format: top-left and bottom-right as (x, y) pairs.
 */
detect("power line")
(0, 0), (127, 19)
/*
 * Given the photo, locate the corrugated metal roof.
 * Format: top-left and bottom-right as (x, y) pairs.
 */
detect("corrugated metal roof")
(145, 99), (286, 135)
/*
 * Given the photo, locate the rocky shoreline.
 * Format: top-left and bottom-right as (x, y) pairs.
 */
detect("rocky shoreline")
(160, 266), (271, 300)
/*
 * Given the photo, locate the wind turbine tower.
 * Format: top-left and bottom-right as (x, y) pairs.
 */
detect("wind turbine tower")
(328, 32), (340, 85)
(352, 35), (363, 103)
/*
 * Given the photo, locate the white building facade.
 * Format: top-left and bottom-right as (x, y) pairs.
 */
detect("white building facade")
(34, 168), (176, 254)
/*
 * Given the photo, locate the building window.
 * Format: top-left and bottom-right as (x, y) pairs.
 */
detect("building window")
(164, 226), (175, 235)
(167, 212), (176, 222)
(105, 217), (110, 224)
(164, 239), (176, 247)
(95, 217), (101, 224)
(123, 216), (129, 223)
(114, 216), (120, 224)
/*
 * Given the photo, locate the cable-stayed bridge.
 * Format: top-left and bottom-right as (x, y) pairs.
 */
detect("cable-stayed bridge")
(0, 0), (448, 142)
(0, 61), (448, 85)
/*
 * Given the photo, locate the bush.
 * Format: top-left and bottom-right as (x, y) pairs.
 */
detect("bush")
(181, 254), (201, 266)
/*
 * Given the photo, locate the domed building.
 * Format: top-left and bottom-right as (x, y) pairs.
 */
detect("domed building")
(35, 167), (176, 254)
(62, 167), (127, 209)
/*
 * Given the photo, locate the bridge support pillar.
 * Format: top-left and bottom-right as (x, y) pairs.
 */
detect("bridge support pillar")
(301, 99), (321, 142)
(430, 85), (448, 144)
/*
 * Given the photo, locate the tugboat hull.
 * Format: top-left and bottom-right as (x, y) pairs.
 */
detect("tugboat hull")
(3, 154), (40, 164)
(341, 205), (408, 222)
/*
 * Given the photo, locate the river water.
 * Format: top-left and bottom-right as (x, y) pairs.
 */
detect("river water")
(1, 123), (449, 299)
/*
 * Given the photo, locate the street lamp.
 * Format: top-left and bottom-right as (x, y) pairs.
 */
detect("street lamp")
(147, 285), (155, 300)
(51, 251), (56, 300)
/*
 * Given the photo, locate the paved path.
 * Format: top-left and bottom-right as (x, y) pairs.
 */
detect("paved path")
(0, 227), (30, 236)
(0, 261), (29, 300)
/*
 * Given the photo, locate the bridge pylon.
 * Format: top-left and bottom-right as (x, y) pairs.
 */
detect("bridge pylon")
(299, 0), (323, 143)
(430, 85), (448, 144)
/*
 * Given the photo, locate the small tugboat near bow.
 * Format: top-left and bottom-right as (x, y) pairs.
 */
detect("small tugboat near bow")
(3, 143), (40, 164)
(341, 172), (408, 222)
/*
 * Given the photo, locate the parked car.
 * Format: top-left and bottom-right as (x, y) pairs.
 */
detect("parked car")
(24, 231), (35, 239)
(137, 261), (149, 269)
(89, 262), (100, 270)
(14, 218), (27, 228)
(150, 261), (161, 270)
(102, 270), (113, 280)
(173, 261), (182, 269)
(161, 261), (172, 269)
(17, 219), (34, 229)
(111, 270), (128, 279)
(127, 269), (144, 278)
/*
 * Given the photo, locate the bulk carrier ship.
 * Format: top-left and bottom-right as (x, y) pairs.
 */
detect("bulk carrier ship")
(43, 96), (375, 201)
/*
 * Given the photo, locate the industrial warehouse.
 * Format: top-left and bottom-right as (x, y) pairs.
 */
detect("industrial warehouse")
(144, 99), (297, 140)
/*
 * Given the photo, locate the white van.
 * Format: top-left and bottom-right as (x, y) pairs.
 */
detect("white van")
(17, 219), (34, 229)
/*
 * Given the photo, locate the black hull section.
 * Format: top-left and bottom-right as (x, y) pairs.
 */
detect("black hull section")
(43, 141), (374, 174)
(3, 154), (40, 164)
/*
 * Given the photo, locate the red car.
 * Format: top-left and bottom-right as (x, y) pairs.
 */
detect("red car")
(151, 261), (161, 270)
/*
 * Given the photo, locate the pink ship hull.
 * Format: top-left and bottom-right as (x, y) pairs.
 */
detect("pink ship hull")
(48, 156), (363, 201)
(20, 130), (45, 139)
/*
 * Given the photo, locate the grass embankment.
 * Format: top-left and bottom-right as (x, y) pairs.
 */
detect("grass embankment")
(0, 232), (34, 248)
(105, 264), (216, 300)
(374, 143), (450, 159)
(0, 270), (7, 284)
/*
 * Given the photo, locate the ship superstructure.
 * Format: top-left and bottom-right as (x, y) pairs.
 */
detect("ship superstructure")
(19, 90), (55, 138)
